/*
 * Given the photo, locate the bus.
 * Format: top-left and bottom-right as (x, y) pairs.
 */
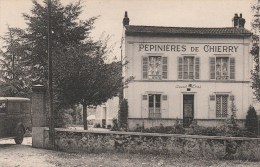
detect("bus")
(0, 97), (31, 144)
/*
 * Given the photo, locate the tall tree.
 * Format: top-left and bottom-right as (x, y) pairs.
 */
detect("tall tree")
(251, 1), (260, 101)
(1, 0), (97, 95)
(0, 27), (31, 97)
(0, 0), (124, 129)
(53, 44), (123, 129)
(21, 0), (97, 84)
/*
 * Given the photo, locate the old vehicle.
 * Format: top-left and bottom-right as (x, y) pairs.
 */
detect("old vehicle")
(0, 97), (31, 144)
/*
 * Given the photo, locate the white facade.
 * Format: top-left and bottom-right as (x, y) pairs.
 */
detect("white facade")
(122, 13), (254, 129)
(95, 97), (119, 128)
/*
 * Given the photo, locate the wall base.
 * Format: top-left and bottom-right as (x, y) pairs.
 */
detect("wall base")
(128, 118), (245, 130)
(32, 127), (51, 149)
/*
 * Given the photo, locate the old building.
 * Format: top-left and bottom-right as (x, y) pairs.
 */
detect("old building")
(122, 12), (254, 129)
(95, 97), (119, 128)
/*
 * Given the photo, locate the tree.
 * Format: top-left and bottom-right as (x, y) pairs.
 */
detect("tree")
(0, 27), (31, 97)
(1, 0), (97, 89)
(53, 44), (123, 129)
(245, 105), (258, 134)
(251, 1), (260, 101)
(0, 0), (124, 130)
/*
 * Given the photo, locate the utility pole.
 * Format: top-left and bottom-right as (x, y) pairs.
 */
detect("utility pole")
(47, 0), (55, 149)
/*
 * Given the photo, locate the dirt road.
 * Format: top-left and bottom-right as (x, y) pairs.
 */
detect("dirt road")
(0, 137), (55, 167)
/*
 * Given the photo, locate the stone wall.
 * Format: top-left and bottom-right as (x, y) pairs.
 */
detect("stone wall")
(54, 128), (260, 161)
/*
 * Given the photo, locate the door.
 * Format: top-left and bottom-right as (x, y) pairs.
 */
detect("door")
(183, 95), (194, 128)
(5, 102), (22, 137)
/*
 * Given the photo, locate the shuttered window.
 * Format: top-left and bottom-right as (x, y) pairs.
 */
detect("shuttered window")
(210, 57), (216, 79)
(178, 57), (183, 79)
(142, 56), (167, 80)
(230, 58), (235, 79)
(195, 57), (200, 79)
(216, 95), (228, 118)
(210, 57), (235, 80)
(148, 94), (161, 118)
(162, 57), (168, 79)
(178, 56), (200, 80)
(142, 57), (148, 79)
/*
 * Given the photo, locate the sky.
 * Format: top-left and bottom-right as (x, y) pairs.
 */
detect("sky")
(0, 0), (256, 60)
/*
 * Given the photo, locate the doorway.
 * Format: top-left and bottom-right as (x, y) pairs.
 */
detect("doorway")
(183, 94), (194, 128)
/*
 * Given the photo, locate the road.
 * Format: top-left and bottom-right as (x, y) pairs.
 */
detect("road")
(0, 137), (56, 167)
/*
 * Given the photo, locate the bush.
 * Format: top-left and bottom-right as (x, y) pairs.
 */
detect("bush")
(132, 122), (185, 134)
(245, 105), (258, 135)
(94, 123), (101, 128)
(118, 99), (128, 130)
(111, 118), (120, 131)
(187, 125), (225, 136)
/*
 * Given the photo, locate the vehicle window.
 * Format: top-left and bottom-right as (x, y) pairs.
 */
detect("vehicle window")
(8, 102), (21, 113)
(0, 102), (7, 113)
(21, 103), (30, 113)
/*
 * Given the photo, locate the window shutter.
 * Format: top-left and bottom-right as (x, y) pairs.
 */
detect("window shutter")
(195, 57), (200, 79)
(230, 57), (235, 79)
(141, 94), (148, 118)
(229, 94), (235, 116)
(209, 57), (215, 79)
(229, 95), (234, 101)
(161, 94), (168, 118)
(178, 57), (183, 79)
(142, 57), (148, 79)
(208, 94), (216, 119)
(162, 57), (168, 79)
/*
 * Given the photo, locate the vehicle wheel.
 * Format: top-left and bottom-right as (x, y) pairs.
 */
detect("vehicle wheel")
(15, 126), (25, 144)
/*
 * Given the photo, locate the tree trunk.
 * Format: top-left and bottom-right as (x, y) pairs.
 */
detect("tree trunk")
(82, 103), (88, 130)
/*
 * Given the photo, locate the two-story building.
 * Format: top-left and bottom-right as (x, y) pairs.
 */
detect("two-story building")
(122, 12), (253, 129)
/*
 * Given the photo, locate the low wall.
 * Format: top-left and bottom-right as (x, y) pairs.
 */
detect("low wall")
(54, 128), (260, 161)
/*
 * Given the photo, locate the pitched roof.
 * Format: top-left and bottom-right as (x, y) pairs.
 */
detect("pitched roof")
(125, 25), (252, 37)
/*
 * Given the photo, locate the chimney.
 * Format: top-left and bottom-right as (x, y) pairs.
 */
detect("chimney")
(238, 13), (245, 28)
(233, 13), (239, 28)
(123, 11), (130, 26)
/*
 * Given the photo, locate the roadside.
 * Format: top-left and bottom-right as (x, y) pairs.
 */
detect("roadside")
(0, 137), (260, 167)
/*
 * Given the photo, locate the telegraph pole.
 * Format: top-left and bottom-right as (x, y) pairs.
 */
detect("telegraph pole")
(47, 0), (55, 149)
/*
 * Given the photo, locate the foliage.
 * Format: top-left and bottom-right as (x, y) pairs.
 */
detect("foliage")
(94, 123), (101, 128)
(130, 120), (257, 137)
(132, 121), (185, 134)
(111, 118), (120, 131)
(245, 105), (258, 134)
(118, 99), (128, 130)
(223, 97), (239, 134)
(0, 28), (31, 97)
(251, 1), (260, 102)
(0, 0), (124, 129)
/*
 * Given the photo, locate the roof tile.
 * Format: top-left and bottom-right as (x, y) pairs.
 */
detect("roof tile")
(125, 25), (252, 37)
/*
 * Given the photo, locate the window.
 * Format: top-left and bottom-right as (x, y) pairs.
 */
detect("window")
(216, 95), (228, 118)
(178, 57), (200, 80)
(216, 57), (229, 80)
(183, 57), (194, 79)
(148, 94), (161, 118)
(143, 56), (167, 80)
(210, 57), (235, 80)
